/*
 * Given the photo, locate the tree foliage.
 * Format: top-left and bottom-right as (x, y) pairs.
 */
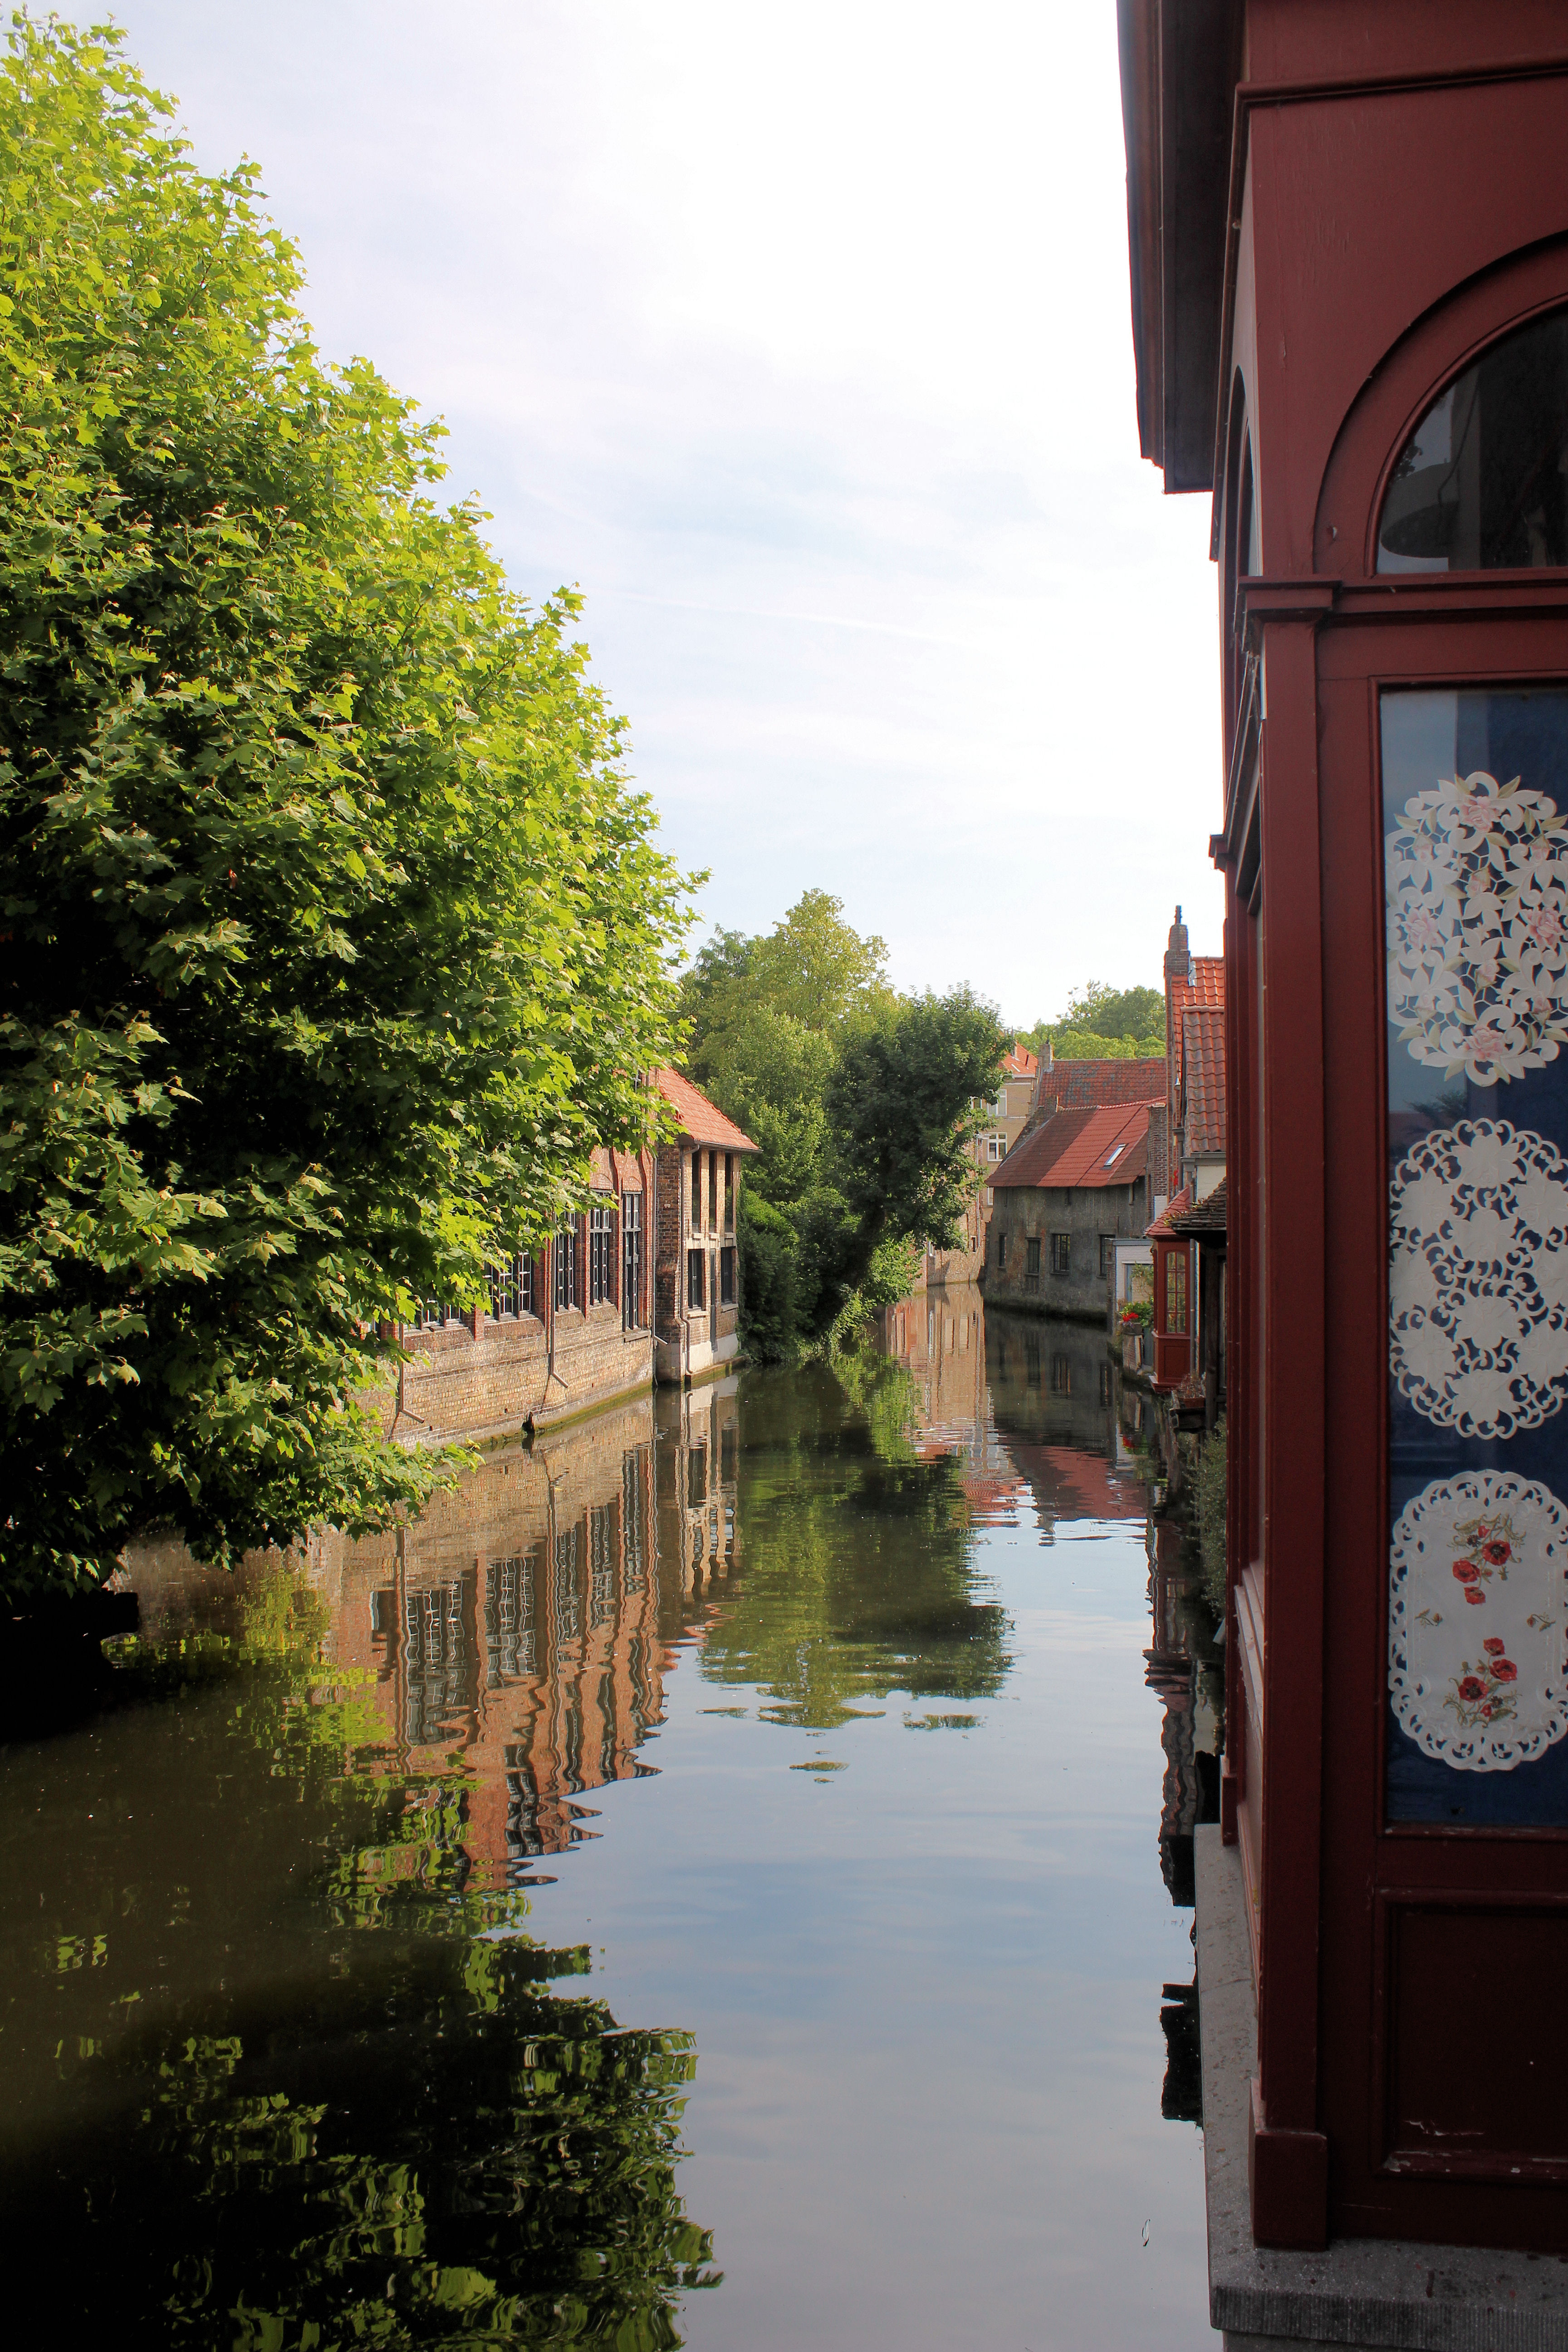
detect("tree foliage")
(1022, 979), (1164, 1064)
(0, 21), (689, 1595)
(680, 896), (1004, 1354)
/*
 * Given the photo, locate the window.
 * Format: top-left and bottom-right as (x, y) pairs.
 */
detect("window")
(691, 1149), (702, 1230)
(587, 1200), (615, 1306)
(488, 1250), (534, 1320)
(1098, 1233), (1116, 1278)
(1051, 1353), (1071, 1395)
(991, 1089), (1008, 1117)
(554, 1216), (581, 1311)
(622, 1192), (643, 1331)
(709, 1151), (718, 1232)
(1166, 1247), (1188, 1334)
(724, 1153), (734, 1230)
(1025, 1235), (1040, 1294)
(720, 1245), (736, 1306)
(412, 1298), (457, 1330)
(985, 1131), (1008, 1162)
(686, 1247), (706, 1310)
(995, 1229), (1008, 1270)
(1378, 306), (1568, 572)
(1050, 1232), (1071, 1276)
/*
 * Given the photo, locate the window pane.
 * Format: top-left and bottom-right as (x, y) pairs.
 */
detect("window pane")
(1378, 308), (1568, 572)
(1382, 686), (1568, 1825)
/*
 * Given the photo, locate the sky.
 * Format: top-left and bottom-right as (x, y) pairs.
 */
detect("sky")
(64, 1), (1226, 1028)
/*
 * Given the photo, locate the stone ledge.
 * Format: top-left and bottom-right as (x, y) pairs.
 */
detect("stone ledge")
(1196, 1828), (1568, 2352)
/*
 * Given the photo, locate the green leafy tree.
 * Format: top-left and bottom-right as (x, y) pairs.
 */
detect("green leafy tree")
(0, 22), (689, 1597)
(1023, 980), (1164, 1063)
(824, 988), (1009, 1298)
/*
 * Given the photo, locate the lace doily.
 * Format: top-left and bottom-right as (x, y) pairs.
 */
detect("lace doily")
(1390, 1472), (1568, 1771)
(1386, 769), (1568, 1084)
(1390, 1120), (1568, 1438)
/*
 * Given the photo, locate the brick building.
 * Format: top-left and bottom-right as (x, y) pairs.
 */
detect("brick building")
(385, 1068), (756, 1448)
(985, 1098), (1157, 1321)
(648, 1069), (758, 1387)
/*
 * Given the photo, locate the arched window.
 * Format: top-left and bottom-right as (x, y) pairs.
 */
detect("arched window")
(1377, 306), (1568, 571)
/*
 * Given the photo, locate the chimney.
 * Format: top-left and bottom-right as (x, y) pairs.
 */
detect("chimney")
(1164, 904), (1192, 985)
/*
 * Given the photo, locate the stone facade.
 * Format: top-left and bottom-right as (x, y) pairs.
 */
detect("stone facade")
(986, 1175), (1150, 1321)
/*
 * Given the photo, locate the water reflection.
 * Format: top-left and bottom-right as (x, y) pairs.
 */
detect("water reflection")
(1, 1286), (1220, 2347)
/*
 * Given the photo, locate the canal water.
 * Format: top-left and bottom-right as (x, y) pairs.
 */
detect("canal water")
(0, 1288), (1220, 2350)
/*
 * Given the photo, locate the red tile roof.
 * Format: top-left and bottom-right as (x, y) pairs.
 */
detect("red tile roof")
(1168, 956), (1224, 1092)
(1032, 1057), (1166, 1114)
(1003, 1041), (1039, 1078)
(1171, 1175), (1227, 1237)
(993, 1101), (1155, 1191)
(654, 1068), (758, 1152)
(1181, 1005), (1226, 1157)
(1146, 1183), (1193, 1239)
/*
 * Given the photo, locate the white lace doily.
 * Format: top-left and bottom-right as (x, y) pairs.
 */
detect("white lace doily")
(1390, 1472), (1568, 1770)
(1390, 1120), (1568, 1438)
(1386, 769), (1568, 1084)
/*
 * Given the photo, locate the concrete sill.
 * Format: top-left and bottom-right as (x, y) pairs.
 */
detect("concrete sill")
(1197, 1828), (1568, 2350)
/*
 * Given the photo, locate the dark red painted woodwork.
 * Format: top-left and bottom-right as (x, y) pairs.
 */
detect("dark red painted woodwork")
(1181, 0), (1568, 2258)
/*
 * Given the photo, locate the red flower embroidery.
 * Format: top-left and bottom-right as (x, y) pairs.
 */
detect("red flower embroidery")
(1490, 1658), (1518, 1683)
(1482, 1540), (1512, 1565)
(1463, 1588), (1487, 1605)
(1453, 1561), (1480, 1582)
(1457, 1676), (1487, 1702)
(1481, 1703), (1495, 1719)
(1483, 1637), (1506, 1656)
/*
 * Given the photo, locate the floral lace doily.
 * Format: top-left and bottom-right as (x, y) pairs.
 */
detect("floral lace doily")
(1386, 769), (1568, 1084)
(1390, 1472), (1568, 1771)
(1390, 1120), (1568, 1438)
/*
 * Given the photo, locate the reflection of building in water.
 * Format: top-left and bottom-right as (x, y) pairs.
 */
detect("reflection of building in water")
(877, 1286), (1155, 1533)
(878, 1287), (1028, 1524)
(317, 1386), (741, 1885)
(1144, 1513), (1221, 1911)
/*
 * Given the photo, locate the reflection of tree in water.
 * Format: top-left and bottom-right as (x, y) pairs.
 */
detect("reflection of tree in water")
(699, 1359), (1012, 1728)
(3, 1573), (716, 2348)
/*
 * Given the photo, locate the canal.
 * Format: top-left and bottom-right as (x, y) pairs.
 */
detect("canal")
(0, 1289), (1220, 2349)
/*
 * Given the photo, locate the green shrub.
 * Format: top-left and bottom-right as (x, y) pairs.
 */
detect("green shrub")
(1193, 1416), (1227, 1615)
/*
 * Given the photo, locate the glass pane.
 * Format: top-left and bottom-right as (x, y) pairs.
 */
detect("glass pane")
(1377, 309), (1568, 572)
(1382, 687), (1568, 1824)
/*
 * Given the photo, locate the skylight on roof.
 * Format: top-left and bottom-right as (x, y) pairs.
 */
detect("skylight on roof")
(1104, 1143), (1125, 1165)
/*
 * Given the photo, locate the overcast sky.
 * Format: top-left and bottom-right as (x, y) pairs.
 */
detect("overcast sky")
(69, 1), (1225, 1027)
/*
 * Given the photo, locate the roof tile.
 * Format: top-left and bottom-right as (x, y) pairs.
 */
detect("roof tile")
(653, 1069), (759, 1152)
(993, 1101), (1155, 1191)
(1181, 1005), (1226, 1158)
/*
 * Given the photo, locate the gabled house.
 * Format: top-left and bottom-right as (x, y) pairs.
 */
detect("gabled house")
(649, 1068), (759, 1386)
(986, 1098), (1157, 1320)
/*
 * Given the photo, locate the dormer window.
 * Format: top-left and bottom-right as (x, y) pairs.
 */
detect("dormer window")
(1378, 307), (1568, 572)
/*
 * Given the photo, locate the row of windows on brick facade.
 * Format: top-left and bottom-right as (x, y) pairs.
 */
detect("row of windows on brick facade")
(994, 1229), (1120, 1286)
(414, 1194), (647, 1333)
(686, 1242), (737, 1313)
(690, 1149), (739, 1235)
